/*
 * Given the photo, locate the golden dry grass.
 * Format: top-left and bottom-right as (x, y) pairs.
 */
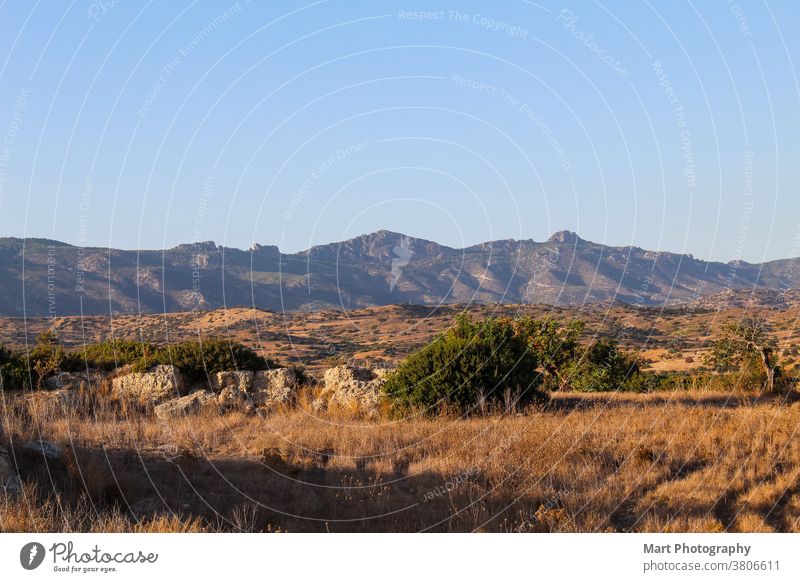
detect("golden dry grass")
(3, 388), (800, 532)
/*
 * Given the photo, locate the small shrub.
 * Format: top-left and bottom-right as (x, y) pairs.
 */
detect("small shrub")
(29, 330), (66, 389)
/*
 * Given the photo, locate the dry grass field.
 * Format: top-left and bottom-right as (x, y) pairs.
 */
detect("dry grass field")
(3, 292), (800, 533)
(3, 387), (800, 533)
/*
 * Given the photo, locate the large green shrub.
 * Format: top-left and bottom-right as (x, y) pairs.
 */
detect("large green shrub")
(382, 313), (545, 415)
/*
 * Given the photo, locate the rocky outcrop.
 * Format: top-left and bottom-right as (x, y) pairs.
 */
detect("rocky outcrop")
(147, 368), (299, 417)
(252, 369), (297, 409)
(212, 371), (253, 393)
(547, 230), (581, 244)
(154, 391), (215, 420)
(314, 366), (387, 414)
(217, 385), (253, 414)
(45, 370), (103, 391)
(111, 365), (186, 404)
(211, 369), (297, 412)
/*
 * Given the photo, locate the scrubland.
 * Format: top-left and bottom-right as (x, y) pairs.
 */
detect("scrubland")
(3, 387), (800, 533)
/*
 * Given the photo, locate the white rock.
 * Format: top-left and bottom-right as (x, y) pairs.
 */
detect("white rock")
(217, 385), (248, 408)
(212, 371), (253, 393)
(316, 366), (387, 413)
(252, 369), (297, 409)
(111, 365), (186, 404)
(154, 391), (216, 420)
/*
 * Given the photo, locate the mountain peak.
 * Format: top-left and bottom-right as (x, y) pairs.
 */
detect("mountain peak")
(548, 230), (581, 244)
(360, 229), (403, 241)
(249, 243), (280, 255)
(171, 241), (218, 252)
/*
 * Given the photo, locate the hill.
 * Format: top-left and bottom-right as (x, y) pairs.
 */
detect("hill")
(0, 231), (798, 316)
(2, 292), (799, 375)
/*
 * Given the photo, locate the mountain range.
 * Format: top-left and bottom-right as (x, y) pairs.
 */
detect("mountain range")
(0, 230), (797, 316)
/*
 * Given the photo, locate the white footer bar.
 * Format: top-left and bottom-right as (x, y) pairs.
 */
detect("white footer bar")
(1, 533), (797, 581)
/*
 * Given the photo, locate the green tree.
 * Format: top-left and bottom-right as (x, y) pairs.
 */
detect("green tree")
(521, 318), (584, 390)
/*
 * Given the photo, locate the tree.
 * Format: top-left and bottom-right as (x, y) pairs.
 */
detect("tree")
(520, 318), (584, 390)
(517, 318), (644, 392)
(705, 318), (779, 392)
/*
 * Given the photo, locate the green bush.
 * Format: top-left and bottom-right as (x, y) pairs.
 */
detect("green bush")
(145, 339), (275, 383)
(0, 345), (30, 391)
(382, 313), (545, 415)
(563, 338), (642, 392)
(68, 339), (157, 372)
(69, 338), (274, 382)
(522, 318), (583, 391)
(1, 335), (276, 391)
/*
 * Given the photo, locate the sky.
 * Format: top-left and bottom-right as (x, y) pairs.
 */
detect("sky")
(0, 0), (798, 263)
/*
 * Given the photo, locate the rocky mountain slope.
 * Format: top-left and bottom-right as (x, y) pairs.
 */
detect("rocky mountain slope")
(0, 231), (797, 316)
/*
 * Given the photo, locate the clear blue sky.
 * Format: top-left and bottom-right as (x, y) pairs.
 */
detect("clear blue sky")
(0, 0), (798, 263)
